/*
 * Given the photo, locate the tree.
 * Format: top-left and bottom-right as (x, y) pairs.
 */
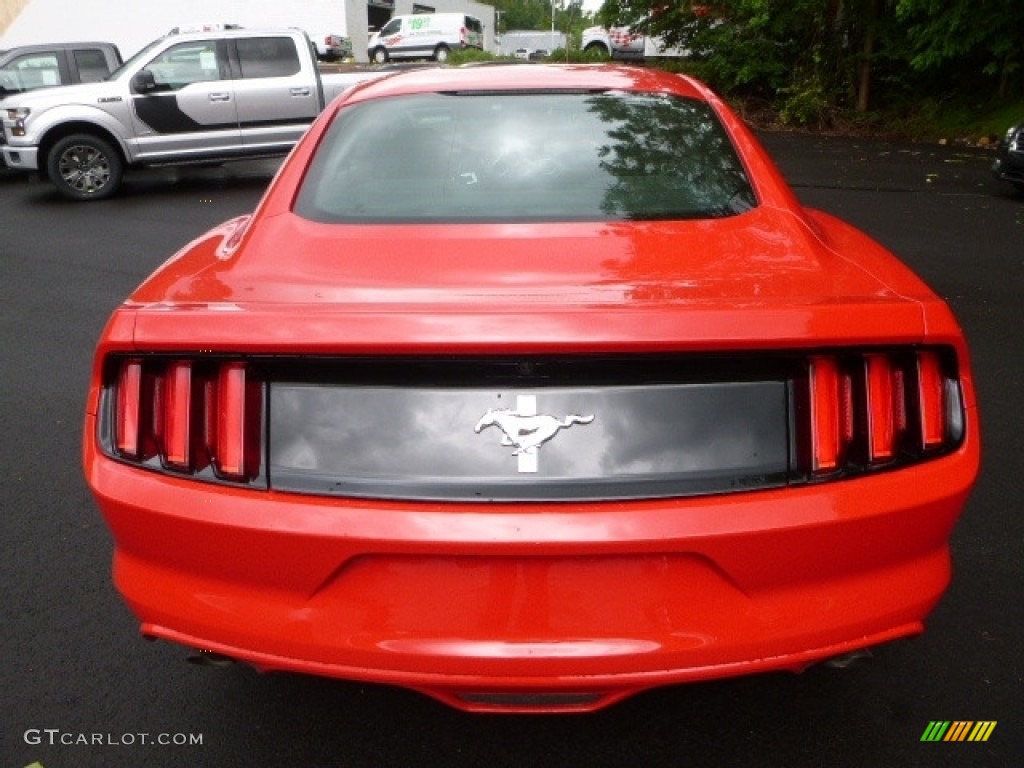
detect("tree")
(496, 0), (550, 32)
(598, 1), (872, 120)
(495, 0), (589, 35)
(594, 0), (1020, 121)
(895, 0), (1022, 98)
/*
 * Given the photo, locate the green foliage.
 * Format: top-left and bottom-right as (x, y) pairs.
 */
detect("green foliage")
(882, 94), (1024, 141)
(594, 0), (1021, 123)
(491, 0), (591, 37)
(446, 48), (506, 66)
(559, 45), (613, 63)
(895, 0), (1022, 98)
(778, 80), (831, 128)
(495, 0), (550, 31)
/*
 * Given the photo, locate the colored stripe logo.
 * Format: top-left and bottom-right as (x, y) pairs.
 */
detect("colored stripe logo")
(921, 721), (997, 742)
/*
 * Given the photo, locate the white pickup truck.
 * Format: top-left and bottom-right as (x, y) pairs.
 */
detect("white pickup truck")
(581, 26), (690, 60)
(1, 26), (382, 200)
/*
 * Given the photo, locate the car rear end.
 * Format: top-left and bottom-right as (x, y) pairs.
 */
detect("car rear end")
(83, 65), (980, 713)
(316, 33), (352, 61)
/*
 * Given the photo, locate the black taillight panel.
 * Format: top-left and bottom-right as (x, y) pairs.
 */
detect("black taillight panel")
(97, 349), (965, 498)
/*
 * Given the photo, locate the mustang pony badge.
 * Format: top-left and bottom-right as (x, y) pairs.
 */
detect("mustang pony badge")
(474, 395), (594, 473)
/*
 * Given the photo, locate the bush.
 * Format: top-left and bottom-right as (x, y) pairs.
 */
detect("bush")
(446, 48), (507, 66)
(778, 80), (832, 128)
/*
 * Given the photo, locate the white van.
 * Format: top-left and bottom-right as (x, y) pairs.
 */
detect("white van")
(368, 13), (483, 64)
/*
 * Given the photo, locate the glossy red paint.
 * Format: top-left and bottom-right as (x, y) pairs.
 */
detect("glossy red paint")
(83, 65), (979, 713)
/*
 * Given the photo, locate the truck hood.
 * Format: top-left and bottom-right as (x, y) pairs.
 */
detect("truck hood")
(2, 80), (120, 109)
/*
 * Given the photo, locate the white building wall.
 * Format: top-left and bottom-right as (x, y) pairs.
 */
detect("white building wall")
(0, 0), (360, 57)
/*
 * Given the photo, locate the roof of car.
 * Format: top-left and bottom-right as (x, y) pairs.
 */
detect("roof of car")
(341, 63), (713, 105)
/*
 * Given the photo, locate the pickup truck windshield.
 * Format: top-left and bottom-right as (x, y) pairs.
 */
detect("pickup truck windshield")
(295, 91), (757, 223)
(106, 37), (166, 80)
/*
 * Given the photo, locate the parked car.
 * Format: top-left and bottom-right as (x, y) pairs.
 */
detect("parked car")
(312, 32), (352, 62)
(0, 41), (121, 97)
(581, 25), (689, 59)
(0, 42), (122, 169)
(84, 64), (979, 714)
(1, 27), (383, 200)
(367, 12), (483, 63)
(991, 122), (1024, 192)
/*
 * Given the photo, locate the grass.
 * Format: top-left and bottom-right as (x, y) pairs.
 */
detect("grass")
(881, 96), (1024, 143)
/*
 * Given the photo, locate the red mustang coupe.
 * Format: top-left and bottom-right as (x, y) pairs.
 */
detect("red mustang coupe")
(84, 64), (979, 713)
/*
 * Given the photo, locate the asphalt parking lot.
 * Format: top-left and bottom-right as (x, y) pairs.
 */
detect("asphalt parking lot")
(1, 134), (1021, 768)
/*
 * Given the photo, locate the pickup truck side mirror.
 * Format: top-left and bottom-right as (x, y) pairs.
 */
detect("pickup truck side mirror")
(131, 69), (157, 94)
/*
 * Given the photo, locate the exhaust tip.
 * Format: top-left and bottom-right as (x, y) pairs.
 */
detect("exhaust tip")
(824, 648), (873, 669)
(186, 649), (235, 668)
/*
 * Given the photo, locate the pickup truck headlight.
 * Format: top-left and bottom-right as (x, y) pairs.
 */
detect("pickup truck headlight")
(5, 106), (30, 137)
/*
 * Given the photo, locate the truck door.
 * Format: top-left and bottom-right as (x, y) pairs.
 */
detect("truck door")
(231, 36), (320, 150)
(129, 39), (241, 159)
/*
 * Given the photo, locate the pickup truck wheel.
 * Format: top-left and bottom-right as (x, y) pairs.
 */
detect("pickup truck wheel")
(433, 45), (450, 63)
(371, 47), (389, 64)
(583, 43), (611, 59)
(47, 134), (123, 201)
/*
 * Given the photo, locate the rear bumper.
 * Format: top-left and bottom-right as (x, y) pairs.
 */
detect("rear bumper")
(85, 416), (978, 712)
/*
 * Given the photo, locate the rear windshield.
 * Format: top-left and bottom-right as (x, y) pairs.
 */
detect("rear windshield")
(294, 91), (757, 223)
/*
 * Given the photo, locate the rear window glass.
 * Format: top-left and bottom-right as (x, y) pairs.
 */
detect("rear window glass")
(294, 91), (757, 223)
(73, 48), (114, 83)
(237, 37), (301, 78)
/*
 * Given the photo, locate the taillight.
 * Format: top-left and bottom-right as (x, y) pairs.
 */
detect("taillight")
(162, 362), (195, 469)
(214, 363), (261, 479)
(864, 353), (903, 462)
(805, 348), (963, 478)
(106, 358), (263, 484)
(917, 349), (947, 448)
(808, 356), (852, 472)
(115, 359), (144, 458)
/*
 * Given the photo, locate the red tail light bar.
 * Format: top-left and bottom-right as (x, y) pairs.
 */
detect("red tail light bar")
(806, 348), (963, 477)
(215, 363), (260, 479)
(163, 361), (194, 468)
(101, 348), (963, 491)
(807, 356), (852, 472)
(917, 349), (948, 448)
(109, 358), (263, 484)
(114, 359), (144, 458)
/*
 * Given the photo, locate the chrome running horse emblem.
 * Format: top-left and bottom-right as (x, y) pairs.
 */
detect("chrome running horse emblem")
(474, 395), (594, 473)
